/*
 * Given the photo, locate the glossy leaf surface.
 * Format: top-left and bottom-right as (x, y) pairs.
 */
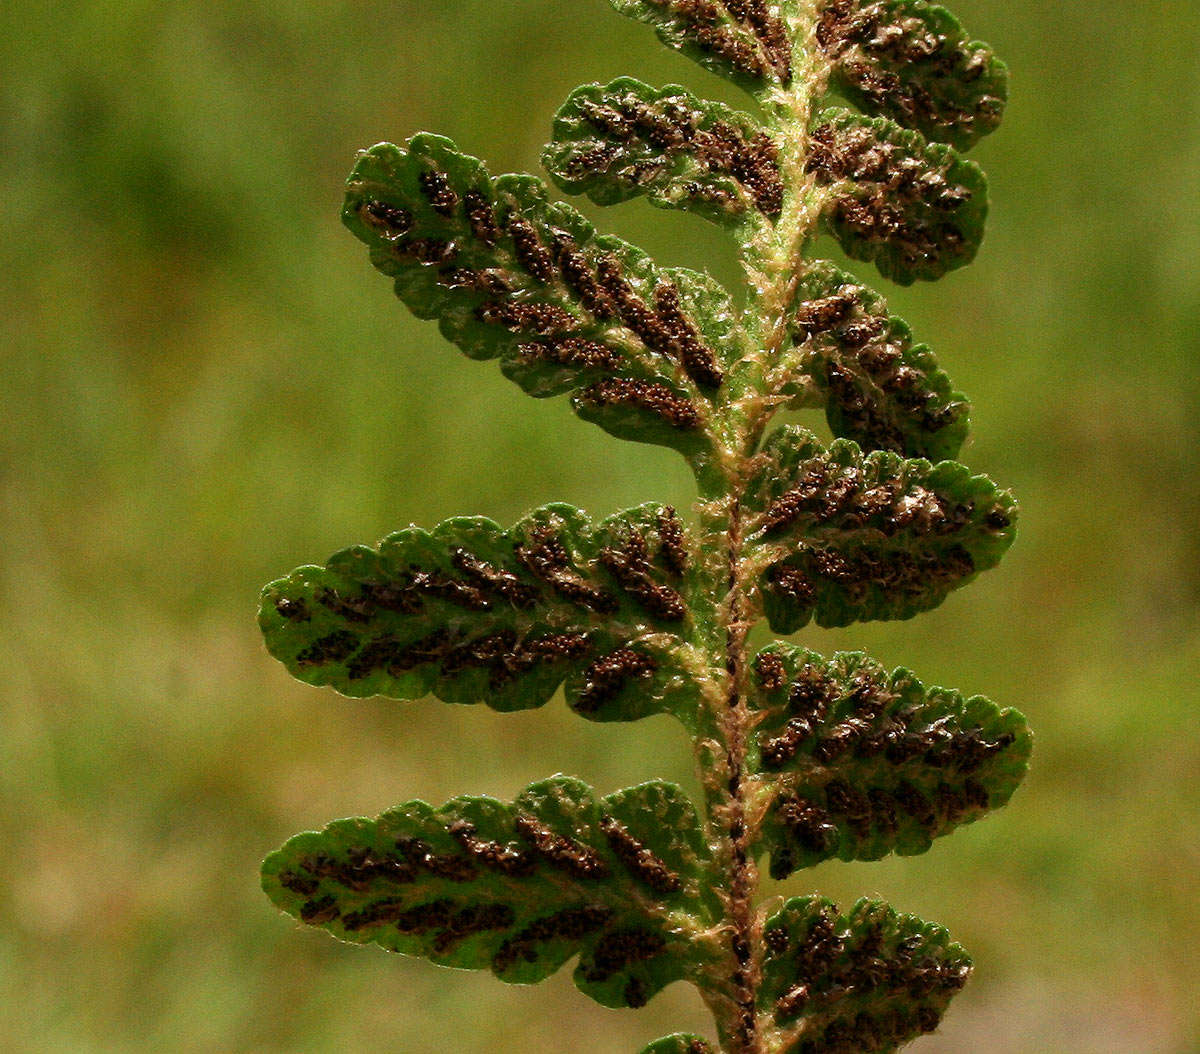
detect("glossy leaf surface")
(808, 108), (987, 284)
(544, 78), (782, 227)
(260, 503), (705, 725)
(344, 135), (742, 454)
(609, 0), (796, 94)
(759, 896), (971, 1050)
(778, 260), (968, 461)
(816, 0), (1008, 150)
(747, 644), (1030, 878)
(263, 777), (716, 1009)
(640, 1036), (714, 1053)
(745, 428), (1015, 631)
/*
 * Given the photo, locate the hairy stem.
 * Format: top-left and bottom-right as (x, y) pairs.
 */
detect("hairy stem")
(744, 11), (831, 445)
(697, 11), (832, 1049)
(723, 493), (759, 1052)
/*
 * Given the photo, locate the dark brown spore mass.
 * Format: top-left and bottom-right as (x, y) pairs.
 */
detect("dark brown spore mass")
(296, 629), (358, 667)
(655, 506), (689, 576)
(579, 378), (701, 430)
(514, 814), (610, 879)
(599, 531), (687, 621)
(600, 814), (682, 893)
(574, 647), (658, 713)
(514, 526), (620, 613)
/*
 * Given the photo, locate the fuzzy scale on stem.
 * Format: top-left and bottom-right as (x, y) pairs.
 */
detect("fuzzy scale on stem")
(698, 12), (831, 1049)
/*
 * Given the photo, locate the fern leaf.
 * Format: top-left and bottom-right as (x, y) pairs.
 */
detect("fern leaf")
(344, 135), (745, 455)
(772, 260), (969, 458)
(745, 428), (1015, 631)
(759, 897), (971, 1050)
(260, 503), (707, 724)
(815, 0), (1008, 150)
(262, 777), (717, 1009)
(808, 108), (988, 285)
(639, 1036), (714, 1053)
(747, 644), (1030, 877)
(776, 261), (969, 462)
(544, 78), (782, 227)
(608, 0), (797, 94)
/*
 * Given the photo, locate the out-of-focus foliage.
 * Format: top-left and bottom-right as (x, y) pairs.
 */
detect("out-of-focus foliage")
(0, 1), (1197, 1051)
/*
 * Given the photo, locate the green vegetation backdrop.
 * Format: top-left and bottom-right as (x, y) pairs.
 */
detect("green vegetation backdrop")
(2, 1), (1197, 1050)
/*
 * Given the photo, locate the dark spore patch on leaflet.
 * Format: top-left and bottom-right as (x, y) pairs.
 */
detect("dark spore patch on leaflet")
(794, 289), (858, 337)
(517, 337), (623, 371)
(599, 530), (687, 621)
(359, 199), (413, 238)
(296, 846), (417, 892)
(296, 630), (359, 667)
(893, 779), (936, 830)
(440, 630), (519, 676)
(389, 898), (455, 935)
(506, 216), (557, 284)
(600, 814), (683, 893)
(753, 651), (786, 691)
(776, 795), (839, 860)
(345, 630), (450, 681)
(395, 837), (479, 883)
(406, 567), (493, 610)
(624, 975), (649, 1007)
(825, 778), (873, 839)
(358, 577), (424, 615)
(278, 870), (319, 897)
(584, 251), (722, 389)
(449, 820), (536, 876)
(582, 926), (667, 982)
(477, 299), (578, 335)
(765, 562), (816, 606)
(813, 717), (870, 764)
(514, 814), (610, 879)
(653, 283), (724, 388)
(550, 233), (618, 320)
(579, 378), (701, 430)
(759, 662), (832, 768)
(492, 904), (614, 972)
(417, 168), (459, 217)
(868, 787), (899, 835)
(299, 894), (339, 924)
(437, 630), (592, 688)
(315, 586), (376, 623)
(450, 548), (540, 608)
(655, 506), (688, 576)
(515, 526), (620, 613)
(274, 596), (310, 621)
(340, 897), (407, 931)
(574, 647), (659, 713)
(764, 923), (790, 956)
(431, 902), (516, 953)
(463, 189), (502, 244)
(496, 632), (593, 686)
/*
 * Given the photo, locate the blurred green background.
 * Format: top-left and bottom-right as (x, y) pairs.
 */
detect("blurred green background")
(2, 0), (1197, 1050)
